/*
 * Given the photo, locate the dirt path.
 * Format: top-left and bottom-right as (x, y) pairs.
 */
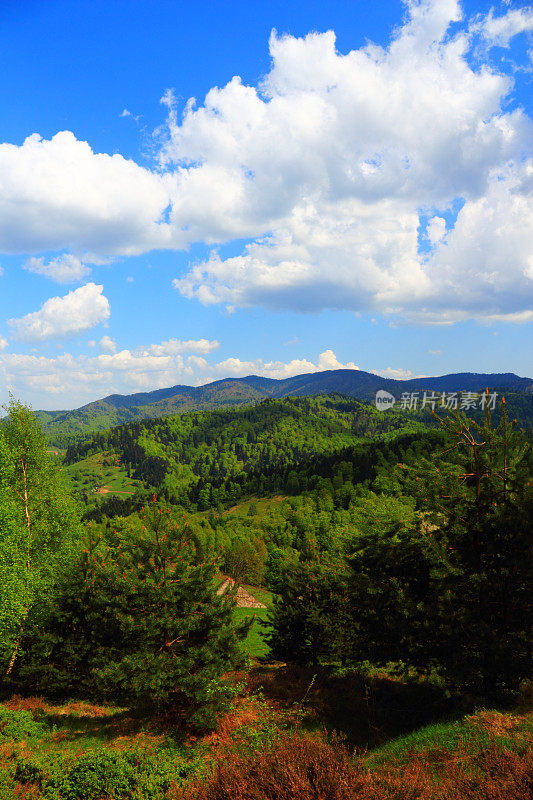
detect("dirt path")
(216, 578), (266, 608)
(96, 487), (134, 495)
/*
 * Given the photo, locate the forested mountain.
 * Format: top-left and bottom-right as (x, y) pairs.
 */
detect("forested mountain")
(35, 369), (533, 445)
(65, 395), (430, 511)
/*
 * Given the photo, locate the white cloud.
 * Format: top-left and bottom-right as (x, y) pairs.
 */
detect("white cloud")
(99, 335), (117, 354)
(23, 253), (91, 283)
(426, 216), (446, 244)
(202, 349), (358, 380)
(472, 6), (533, 48)
(317, 349), (359, 371)
(0, 1), (531, 323)
(0, 337), (8, 351)
(167, 4), (532, 322)
(0, 346), (358, 408)
(372, 367), (415, 380)
(8, 283), (111, 342)
(140, 338), (220, 356)
(415, 162), (533, 322)
(0, 131), (172, 255)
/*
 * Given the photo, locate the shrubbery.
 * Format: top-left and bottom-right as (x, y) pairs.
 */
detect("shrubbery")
(12, 746), (202, 800)
(182, 724), (533, 800)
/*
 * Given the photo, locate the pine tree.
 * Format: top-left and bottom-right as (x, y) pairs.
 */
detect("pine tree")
(18, 498), (250, 730)
(347, 398), (532, 697)
(265, 543), (347, 666)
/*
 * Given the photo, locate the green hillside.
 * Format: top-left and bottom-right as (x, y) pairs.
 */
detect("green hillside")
(64, 395), (429, 510)
(35, 369), (533, 445)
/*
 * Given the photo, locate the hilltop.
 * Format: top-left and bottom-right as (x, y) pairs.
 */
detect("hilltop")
(36, 369), (533, 445)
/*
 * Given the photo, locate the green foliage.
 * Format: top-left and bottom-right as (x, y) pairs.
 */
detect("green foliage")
(0, 705), (49, 744)
(65, 395), (427, 513)
(16, 500), (250, 730)
(266, 554), (350, 666)
(222, 534), (267, 585)
(13, 745), (202, 800)
(346, 402), (532, 696)
(0, 434), (26, 667)
(0, 397), (80, 674)
(0, 768), (17, 800)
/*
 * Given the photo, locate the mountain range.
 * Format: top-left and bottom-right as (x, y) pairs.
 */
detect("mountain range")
(35, 369), (533, 446)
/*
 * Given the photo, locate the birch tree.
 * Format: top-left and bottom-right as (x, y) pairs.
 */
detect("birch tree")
(0, 397), (79, 675)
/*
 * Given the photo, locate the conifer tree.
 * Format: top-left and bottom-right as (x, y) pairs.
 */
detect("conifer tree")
(18, 498), (250, 730)
(347, 398), (532, 697)
(265, 539), (348, 666)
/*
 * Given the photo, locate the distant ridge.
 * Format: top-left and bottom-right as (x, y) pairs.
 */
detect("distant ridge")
(35, 369), (533, 445)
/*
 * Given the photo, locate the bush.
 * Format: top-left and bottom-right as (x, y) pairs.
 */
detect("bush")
(183, 732), (361, 800)
(13, 746), (202, 800)
(0, 704), (49, 744)
(0, 768), (17, 800)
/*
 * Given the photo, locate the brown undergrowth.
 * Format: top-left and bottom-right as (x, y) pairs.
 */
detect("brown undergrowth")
(1, 679), (531, 799)
(183, 727), (533, 800)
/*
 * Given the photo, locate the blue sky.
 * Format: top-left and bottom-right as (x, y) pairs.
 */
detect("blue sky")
(0, 0), (532, 409)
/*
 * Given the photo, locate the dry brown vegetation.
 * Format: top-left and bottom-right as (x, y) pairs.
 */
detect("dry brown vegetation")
(1, 680), (531, 800)
(184, 729), (533, 800)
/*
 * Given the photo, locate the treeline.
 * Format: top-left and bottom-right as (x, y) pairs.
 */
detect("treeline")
(83, 427), (443, 523)
(2, 392), (531, 731)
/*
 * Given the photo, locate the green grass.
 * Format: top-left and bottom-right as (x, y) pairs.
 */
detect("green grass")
(231, 584), (273, 659)
(366, 710), (533, 768)
(234, 607), (271, 658)
(60, 451), (140, 501)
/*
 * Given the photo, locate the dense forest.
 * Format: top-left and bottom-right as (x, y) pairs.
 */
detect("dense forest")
(34, 369), (533, 447)
(0, 393), (531, 799)
(64, 395), (430, 508)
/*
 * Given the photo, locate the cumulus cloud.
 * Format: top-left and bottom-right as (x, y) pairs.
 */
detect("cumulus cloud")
(99, 335), (117, 353)
(8, 283), (111, 342)
(0, 131), (172, 255)
(0, 346), (358, 407)
(0, 1), (531, 323)
(166, 3), (532, 322)
(472, 6), (533, 48)
(212, 349), (358, 380)
(23, 253), (91, 283)
(414, 162), (533, 322)
(0, 337), (8, 351)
